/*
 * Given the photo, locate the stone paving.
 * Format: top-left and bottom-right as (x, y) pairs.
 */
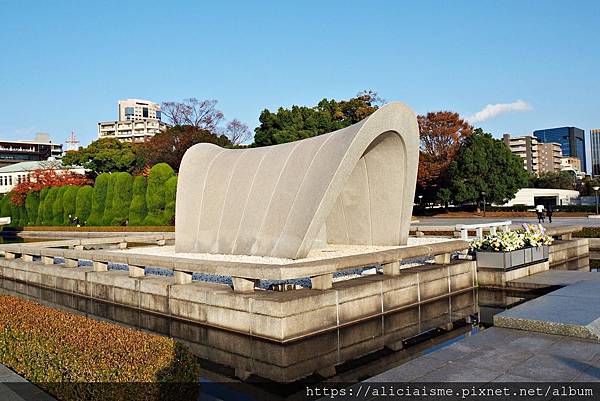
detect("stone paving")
(0, 364), (55, 401)
(496, 280), (600, 340)
(367, 327), (600, 382)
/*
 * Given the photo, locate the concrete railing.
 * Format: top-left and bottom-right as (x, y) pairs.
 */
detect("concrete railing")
(0, 236), (471, 293)
(456, 221), (512, 240)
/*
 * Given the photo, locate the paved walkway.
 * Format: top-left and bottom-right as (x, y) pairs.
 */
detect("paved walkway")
(0, 364), (55, 401)
(367, 327), (600, 382)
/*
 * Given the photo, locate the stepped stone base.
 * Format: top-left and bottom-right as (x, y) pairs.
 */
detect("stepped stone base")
(0, 258), (476, 342)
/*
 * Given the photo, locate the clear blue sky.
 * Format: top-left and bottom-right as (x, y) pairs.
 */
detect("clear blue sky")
(1, 0), (599, 151)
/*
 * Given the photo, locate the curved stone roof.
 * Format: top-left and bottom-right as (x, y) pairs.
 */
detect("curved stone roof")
(175, 102), (419, 259)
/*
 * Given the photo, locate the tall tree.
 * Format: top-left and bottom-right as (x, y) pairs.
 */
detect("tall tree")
(224, 119), (252, 145)
(135, 125), (231, 172)
(252, 91), (382, 147)
(447, 129), (529, 205)
(62, 138), (136, 174)
(161, 98), (224, 131)
(531, 171), (576, 191)
(417, 111), (473, 195)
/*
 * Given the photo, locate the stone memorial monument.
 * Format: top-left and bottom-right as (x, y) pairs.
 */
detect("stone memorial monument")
(175, 102), (419, 259)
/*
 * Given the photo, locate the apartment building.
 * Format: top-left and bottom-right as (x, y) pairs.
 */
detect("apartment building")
(98, 99), (168, 143)
(502, 134), (539, 174)
(538, 142), (563, 173)
(0, 133), (63, 168)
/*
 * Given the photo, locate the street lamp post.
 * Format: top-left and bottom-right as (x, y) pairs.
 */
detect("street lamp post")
(481, 192), (487, 217)
(418, 195), (423, 206)
(594, 186), (600, 215)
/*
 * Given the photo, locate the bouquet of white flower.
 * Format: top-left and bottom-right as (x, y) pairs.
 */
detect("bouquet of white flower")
(470, 224), (553, 253)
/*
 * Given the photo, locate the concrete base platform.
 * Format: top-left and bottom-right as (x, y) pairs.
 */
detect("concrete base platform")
(366, 327), (600, 382)
(0, 258), (476, 343)
(495, 280), (600, 340)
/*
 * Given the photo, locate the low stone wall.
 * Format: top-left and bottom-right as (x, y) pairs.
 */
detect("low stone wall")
(477, 260), (549, 289)
(587, 238), (600, 261)
(549, 238), (589, 271)
(0, 258), (476, 343)
(0, 278), (477, 382)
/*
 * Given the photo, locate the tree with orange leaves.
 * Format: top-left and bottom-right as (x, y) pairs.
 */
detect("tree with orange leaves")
(417, 111), (473, 200)
(10, 167), (91, 206)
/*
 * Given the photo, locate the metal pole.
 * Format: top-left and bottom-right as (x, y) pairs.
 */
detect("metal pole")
(483, 195), (486, 217)
(596, 190), (598, 215)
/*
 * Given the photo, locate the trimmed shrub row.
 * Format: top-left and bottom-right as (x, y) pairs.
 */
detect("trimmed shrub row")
(1, 163), (177, 227)
(0, 294), (199, 401)
(574, 227), (600, 238)
(488, 204), (598, 213)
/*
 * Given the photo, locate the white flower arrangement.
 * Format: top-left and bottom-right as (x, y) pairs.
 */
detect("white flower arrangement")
(470, 224), (553, 253)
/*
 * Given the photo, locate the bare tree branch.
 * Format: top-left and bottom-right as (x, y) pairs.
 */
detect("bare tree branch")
(225, 119), (252, 145)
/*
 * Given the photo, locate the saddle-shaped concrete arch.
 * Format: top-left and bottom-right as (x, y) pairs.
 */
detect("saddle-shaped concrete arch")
(175, 102), (420, 259)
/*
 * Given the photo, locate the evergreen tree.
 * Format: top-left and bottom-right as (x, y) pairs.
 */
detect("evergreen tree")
(62, 186), (79, 225)
(143, 163), (175, 225)
(111, 172), (133, 225)
(164, 176), (177, 225)
(25, 192), (40, 225)
(35, 187), (49, 225)
(447, 129), (529, 205)
(43, 187), (59, 225)
(129, 176), (147, 226)
(88, 173), (110, 226)
(75, 185), (93, 224)
(102, 174), (117, 225)
(52, 187), (67, 226)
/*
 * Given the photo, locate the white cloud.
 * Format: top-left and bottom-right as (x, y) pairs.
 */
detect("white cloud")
(467, 100), (532, 123)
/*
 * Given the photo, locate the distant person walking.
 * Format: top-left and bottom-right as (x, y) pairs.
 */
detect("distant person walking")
(536, 204), (545, 223)
(546, 206), (553, 224)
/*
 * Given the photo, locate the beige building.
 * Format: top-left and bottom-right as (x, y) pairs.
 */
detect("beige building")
(502, 134), (539, 174)
(538, 142), (563, 173)
(98, 99), (168, 143)
(560, 156), (582, 172)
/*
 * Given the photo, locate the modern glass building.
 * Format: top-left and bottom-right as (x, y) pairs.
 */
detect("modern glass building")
(591, 129), (600, 176)
(533, 127), (586, 173)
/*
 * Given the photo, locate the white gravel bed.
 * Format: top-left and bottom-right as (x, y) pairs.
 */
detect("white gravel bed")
(114, 236), (451, 265)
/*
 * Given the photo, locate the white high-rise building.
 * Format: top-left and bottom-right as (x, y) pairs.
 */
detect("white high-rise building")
(98, 99), (168, 143)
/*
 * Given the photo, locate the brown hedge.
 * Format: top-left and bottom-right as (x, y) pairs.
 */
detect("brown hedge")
(0, 295), (199, 401)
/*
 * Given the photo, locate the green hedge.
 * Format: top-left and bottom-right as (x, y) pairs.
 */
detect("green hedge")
(35, 187), (48, 225)
(164, 175), (178, 225)
(111, 172), (133, 225)
(488, 204), (598, 213)
(88, 173), (110, 226)
(62, 186), (79, 224)
(574, 227), (600, 238)
(102, 173), (117, 225)
(75, 185), (93, 223)
(2, 167), (181, 227)
(25, 192), (39, 225)
(144, 163), (175, 226)
(129, 175), (148, 226)
(0, 294), (199, 401)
